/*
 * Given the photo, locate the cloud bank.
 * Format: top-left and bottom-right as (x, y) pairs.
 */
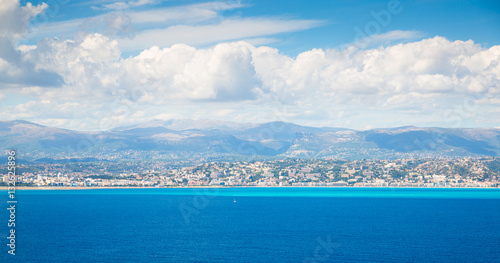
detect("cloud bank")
(1, 0), (499, 130)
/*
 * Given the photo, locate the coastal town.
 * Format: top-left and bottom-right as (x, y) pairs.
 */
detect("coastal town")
(2, 158), (499, 188)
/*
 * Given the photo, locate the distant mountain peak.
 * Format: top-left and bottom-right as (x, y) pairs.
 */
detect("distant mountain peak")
(1, 119), (499, 160)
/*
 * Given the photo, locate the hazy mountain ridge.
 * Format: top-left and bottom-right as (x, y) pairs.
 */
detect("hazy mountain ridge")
(112, 119), (259, 132)
(1, 120), (499, 161)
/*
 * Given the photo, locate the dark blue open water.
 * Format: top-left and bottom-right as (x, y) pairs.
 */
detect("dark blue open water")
(1, 188), (500, 262)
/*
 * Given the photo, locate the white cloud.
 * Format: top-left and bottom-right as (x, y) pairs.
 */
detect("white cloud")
(1, 0), (497, 130)
(0, 0), (63, 88)
(3, 25), (500, 130)
(120, 41), (261, 101)
(0, 0), (47, 38)
(29, 33), (121, 98)
(117, 18), (324, 52)
(127, 2), (246, 24)
(24, 1), (323, 53)
(93, 0), (160, 10)
(26, 2), (248, 41)
(351, 30), (424, 49)
(79, 13), (135, 38)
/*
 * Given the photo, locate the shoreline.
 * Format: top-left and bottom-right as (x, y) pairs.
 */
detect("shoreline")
(1, 186), (499, 190)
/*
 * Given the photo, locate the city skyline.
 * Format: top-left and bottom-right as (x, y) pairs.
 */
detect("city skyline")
(1, 0), (499, 131)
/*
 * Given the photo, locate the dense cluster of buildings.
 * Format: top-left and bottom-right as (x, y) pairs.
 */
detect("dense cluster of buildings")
(2, 158), (499, 188)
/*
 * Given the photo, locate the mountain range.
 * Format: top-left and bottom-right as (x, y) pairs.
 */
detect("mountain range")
(1, 119), (499, 162)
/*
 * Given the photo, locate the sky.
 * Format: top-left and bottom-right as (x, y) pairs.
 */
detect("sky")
(0, 0), (499, 131)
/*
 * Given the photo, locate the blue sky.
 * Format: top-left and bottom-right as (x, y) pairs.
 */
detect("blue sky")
(1, 0), (500, 130)
(20, 0), (500, 55)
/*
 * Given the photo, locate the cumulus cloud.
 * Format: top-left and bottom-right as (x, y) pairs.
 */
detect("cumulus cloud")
(0, 0), (63, 88)
(23, 35), (260, 102)
(0, 0), (47, 38)
(0, 37), (63, 87)
(121, 42), (261, 101)
(4, 32), (497, 130)
(30, 33), (121, 98)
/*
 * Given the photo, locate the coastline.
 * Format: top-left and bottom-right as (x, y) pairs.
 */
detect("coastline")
(1, 185), (499, 190)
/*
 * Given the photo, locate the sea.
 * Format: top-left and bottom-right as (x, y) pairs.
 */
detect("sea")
(1, 187), (500, 263)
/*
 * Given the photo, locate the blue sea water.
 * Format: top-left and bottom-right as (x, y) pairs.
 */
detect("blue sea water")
(1, 187), (500, 263)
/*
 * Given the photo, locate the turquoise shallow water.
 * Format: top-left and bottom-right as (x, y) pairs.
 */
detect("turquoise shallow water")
(14, 187), (500, 199)
(1, 187), (500, 262)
